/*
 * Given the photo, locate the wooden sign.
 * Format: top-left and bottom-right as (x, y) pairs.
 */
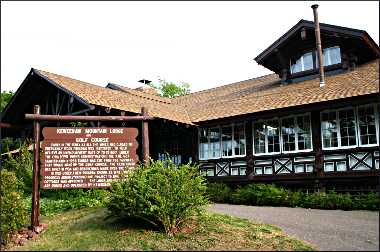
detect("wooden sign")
(41, 127), (138, 189)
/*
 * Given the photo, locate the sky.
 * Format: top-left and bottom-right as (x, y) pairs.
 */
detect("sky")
(1, 1), (379, 93)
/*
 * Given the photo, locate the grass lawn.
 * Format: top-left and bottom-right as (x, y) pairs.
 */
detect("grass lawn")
(8, 207), (315, 251)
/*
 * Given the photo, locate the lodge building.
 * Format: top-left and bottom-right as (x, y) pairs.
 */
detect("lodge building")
(2, 19), (379, 193)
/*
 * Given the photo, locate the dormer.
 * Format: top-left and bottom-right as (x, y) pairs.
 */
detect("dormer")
(254, 20), (379, 84)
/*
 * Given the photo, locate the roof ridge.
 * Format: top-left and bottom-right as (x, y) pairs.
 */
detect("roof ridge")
(173, 73), (279, 101)
(107, 83), (172, 104)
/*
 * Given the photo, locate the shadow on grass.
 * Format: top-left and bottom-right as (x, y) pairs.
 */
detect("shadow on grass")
(69, 208), (160, 233)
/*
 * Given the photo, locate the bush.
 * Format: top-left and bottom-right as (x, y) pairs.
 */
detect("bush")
(2, 141), (33, 194)
(221, 182), (378, 211)
(207, 183), (232, 203)
(106, 160), (208, 235)
(0, 170), (28, 243)
(232, 183), (288, 206)
(25, 193), (109, 216)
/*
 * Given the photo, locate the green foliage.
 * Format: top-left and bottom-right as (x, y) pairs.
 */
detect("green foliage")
(2, 141), (33, 194)
(25, 191), (109, 216)
(147, 78), (190, 98)
(206, 183), (232, 203)
(232, 184), (288, 206)
(208, 183), (379, 211)
(1, 90), (14, 112)
(0, 170), (28, 243)
(107, 160), (209, 235)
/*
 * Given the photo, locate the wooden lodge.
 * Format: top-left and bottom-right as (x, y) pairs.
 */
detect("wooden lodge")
(1, 19), (379, 193)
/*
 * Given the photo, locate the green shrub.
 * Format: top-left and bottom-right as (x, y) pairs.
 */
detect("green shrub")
(232, 183), (289, 206)
(0, 170), (28, 243)
(25, 193), (108, 216)
(106, 160), (209, 235)
(207, 182), (232, 203)
(2, 141), (33, 194)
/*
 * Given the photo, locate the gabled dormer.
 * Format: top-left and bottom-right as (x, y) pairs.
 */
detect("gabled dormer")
(254, 19), (379, 83)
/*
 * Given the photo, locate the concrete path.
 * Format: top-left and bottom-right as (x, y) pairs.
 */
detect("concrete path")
(208, 204), (379, 251)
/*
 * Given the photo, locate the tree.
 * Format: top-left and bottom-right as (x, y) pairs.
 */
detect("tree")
(1, 90), (14, 112)
(147, 78), (190, 98)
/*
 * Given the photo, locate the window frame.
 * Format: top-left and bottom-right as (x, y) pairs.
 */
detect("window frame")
(290, 46), (342, 75)
(321, 104), (379, 150)
(357, 104), (379, 147)
(198, 123), (246, 160)
(252, 113), (313, 156)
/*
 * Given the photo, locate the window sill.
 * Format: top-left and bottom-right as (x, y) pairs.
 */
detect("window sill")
(322, 144), (379, 151)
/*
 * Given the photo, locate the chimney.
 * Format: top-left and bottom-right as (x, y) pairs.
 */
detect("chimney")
(135, 79), (158, 95)
(311, 4), (325, 87)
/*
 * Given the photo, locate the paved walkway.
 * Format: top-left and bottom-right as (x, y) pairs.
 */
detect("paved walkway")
(208, 204), (379, 251)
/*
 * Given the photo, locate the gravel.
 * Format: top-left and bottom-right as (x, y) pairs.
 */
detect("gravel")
(208, 204), (379, 251)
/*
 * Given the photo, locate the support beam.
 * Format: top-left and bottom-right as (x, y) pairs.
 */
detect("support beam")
(31, 105), (41, 229)
(25, 114), (155, 122)
(141, 107), (150, 164)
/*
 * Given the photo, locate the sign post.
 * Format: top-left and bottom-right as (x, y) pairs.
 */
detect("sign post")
(26, 105), (154, 230)
(31, 105), (41, 228)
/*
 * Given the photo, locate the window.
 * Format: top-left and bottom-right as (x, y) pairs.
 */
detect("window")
(253, 113), (312, 155)
(222, 126), (232, 157)
(321, 104), (379, 150)
(254, 122), (265, 154)
(316, 46), (342, 67)
(210, 127), (221, 158)
(199, 124), (246, 160)
(290, 52), (313, 74)
(290, 46), (341, 74)
(297, 115), (312, 150)
(281, 117), (296, 152)
(267, 120), (280, 153)
(234, 124), (246, 156)
(358, 105), (378, 146)
(339, 109), (357, 147)
(321, 111), (339, 148)
(199, 128), (209, 159)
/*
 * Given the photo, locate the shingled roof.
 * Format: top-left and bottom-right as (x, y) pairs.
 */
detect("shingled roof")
(35, 69), (192, 125)
(34, 59), (379, 125)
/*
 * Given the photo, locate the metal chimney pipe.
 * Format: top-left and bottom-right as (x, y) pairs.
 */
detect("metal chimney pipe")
(312, 4), (325, 87)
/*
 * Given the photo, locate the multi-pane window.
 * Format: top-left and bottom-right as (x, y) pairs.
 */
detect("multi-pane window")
(199, 124), (246, 160)
(199, 128), (209, 159)
(253, 114), (312, 155)
(321, 104), (379, 149)
(254, 122), (266, 154)
(267, 120), (280, 153)
(209, 127), (221, 158)
(281, 117), (296, 152)
(339, 109), (357, 147)
(290, 52), (313, 74)
(290, 46), (341, 74)
(358, 105), (378, 146)
(297, 115), (312, 150)
(321, 111), (338, 148)
(316, 46), (342, 67)
(234, 124), (246, 156)
(222, 126), (233, 157)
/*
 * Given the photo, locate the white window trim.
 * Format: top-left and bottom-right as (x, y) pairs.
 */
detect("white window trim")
(253, 113), (313, 156)
(321, 107), (358, 150)
(321, 104), (379, 151)
(357, 104), (380, 147)
(199, 123), (247, 160)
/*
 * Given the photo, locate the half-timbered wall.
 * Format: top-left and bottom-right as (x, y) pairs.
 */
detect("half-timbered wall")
(197, 101), (379, 192)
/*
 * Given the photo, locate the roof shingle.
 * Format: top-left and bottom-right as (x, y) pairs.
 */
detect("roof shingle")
(35, 59), (379, 125)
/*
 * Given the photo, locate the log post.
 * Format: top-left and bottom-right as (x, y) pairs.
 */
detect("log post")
(141, 107), (150, 164)
(31, 105), (41, 229)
